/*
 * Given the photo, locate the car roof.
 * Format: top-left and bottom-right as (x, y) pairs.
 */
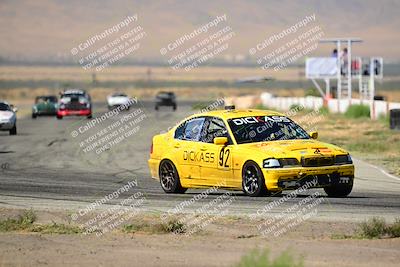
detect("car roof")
(37, 95), (57, 98)
(63, 89), (86, 94)
(192, 109), (285, 120)
(111, 93), (127, 96)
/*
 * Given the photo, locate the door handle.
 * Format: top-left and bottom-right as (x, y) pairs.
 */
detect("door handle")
(174, 143), (181, 148)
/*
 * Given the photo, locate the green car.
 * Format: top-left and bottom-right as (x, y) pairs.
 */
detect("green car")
(32, 96), (58, 118)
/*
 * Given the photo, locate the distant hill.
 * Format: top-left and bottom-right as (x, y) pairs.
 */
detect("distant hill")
(1, 0), (400, 62)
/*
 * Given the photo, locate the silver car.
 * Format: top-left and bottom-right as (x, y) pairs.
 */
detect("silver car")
(0, 101), (17, 135)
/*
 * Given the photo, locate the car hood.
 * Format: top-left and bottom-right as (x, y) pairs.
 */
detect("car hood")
(108, 96), (130, 104)
(238, 139), (349, 160)
(0, 110), (15, 120)
(34, 102), (57, 110)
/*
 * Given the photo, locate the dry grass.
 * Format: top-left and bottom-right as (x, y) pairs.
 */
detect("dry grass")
(0, 66), (303, 82)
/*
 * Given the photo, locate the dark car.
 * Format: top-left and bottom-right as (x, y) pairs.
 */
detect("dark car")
(57, 89), (92, 119)
(155, 91), (176, 111)
(32, 95), (58, 118)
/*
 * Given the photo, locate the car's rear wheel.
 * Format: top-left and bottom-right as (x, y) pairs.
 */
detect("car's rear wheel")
(159, 160), (187, 193)
(155, 105), (159, 111)
(32, 113), (37, 119)
(173, 104), (177, 111)
(242, 161), (269, 197)
(56, 114), (63, 120)
(9, 125), (17, 135)
(324, 182), (353, 197)
(87, 114), (93, 119)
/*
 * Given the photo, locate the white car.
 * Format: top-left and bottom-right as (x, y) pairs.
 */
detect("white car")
(0, 101), (17, 135)
(107, 93), (132, 110)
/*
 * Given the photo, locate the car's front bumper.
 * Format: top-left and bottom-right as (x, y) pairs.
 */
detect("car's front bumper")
(156, 100), (175, 106)
(263, 164), (354, 191)
(0, 121), (14, 130)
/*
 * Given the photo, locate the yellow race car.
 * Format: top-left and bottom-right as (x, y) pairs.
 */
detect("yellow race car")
(148, 106), (354, 197)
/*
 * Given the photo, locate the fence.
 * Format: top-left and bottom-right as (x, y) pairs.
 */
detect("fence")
(260, 92), (400, 119)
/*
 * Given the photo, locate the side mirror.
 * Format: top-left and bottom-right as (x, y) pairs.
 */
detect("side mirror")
(214, 137), (228, 146)
(10, 105), (18, 113)
(310, 131), (318, 139)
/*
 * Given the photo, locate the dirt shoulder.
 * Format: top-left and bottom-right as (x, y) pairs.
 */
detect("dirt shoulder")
(0, 208), (399, 267)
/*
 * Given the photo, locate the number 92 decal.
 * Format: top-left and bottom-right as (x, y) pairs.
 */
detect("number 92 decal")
(219, 147), (230, 168)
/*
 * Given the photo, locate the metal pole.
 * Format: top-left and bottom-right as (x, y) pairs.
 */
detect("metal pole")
(370, 58), (375, 119)
(358, 57), (362, 103)
(325, 78), (330, 97)
(347, 39), (352, 102)
(337, 41), (341, 112)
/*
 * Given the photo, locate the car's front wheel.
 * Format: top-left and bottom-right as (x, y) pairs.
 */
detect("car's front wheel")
(242, 161), (269, 197)
(9, 125), (17, 135)
(159, 160), (187, 194)
(324, 182), (353, 197)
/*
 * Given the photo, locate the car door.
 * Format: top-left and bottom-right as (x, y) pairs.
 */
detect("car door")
(172, 117), (206, 185)
(197, 116), (234, 188)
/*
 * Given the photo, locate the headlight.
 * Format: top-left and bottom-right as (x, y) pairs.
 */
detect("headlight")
(263, 158), (281, 168)
(279, 158), (301, 168)
(335, 154), (353, 165)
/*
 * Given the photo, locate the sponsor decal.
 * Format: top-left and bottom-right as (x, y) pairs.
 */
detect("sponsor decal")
(183, 150), (215, 163)
(313, 147), (331, 154)
(232, 116), (290, 126)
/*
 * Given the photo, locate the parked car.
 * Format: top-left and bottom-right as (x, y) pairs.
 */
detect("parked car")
(32, 95), (58, 118)
(0, 101), (17, 135)
(57, 89), (92, 119)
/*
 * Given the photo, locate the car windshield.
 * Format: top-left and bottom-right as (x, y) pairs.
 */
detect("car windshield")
(112, 93), (127, 97)
(36, 96), (57, 103)
(0, 103), (11, 111)
(228, 115), (310, 144)
(157, 92), (173, 98)
(60, 94), (87, 103)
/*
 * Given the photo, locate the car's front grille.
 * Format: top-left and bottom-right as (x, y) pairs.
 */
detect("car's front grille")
(301, 156), (334, 167)
(66, 102), (86, 110)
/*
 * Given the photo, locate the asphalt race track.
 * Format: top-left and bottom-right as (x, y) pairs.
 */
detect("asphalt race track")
(0, 101), (399, 222)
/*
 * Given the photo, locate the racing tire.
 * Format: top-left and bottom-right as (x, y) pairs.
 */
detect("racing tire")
(9, 125), (17, 135)
(32, 113), (37, 119)
(87, 114), (93, 119)
(159, 160), (187, 194)
(155, 105), (159, 111)
(56, 115), (63, 120)
(324, 182), (353, 197)
(173, 105), (177, 111)
(242, 161), (269, 197)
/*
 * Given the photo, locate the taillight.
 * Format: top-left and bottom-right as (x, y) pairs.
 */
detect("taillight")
(150, 142), (153, 154)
